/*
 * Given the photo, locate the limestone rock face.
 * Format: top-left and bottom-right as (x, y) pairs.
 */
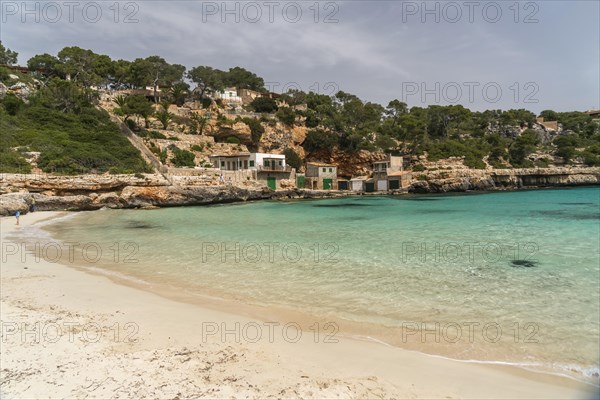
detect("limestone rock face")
(232, 122), (252, 141)
(408, 167), (600, 193)
(329, 150), (387, 176)
(0, 193), (32, 215)
(120, 186), (268, 207)
(486, 121), (563, 145)
(212, 122), (252, 144)
(0, 192), (97, 215)
(291, 126), (307, 146)
(93, 192), (125, 209)
(1, 166), (598, 215)
(0, 174), (168, 195)
(0, 183), (349, 215)
(33, 194), (96, 212)
(279, 179), (296, 189)
(259, 122), (298, 154)
(409, 177), (495, 193)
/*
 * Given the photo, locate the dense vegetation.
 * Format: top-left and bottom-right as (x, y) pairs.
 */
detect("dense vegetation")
(0, 79), (150, 174)
(1, 42), (599, 174)
(288, 92), (599, 168)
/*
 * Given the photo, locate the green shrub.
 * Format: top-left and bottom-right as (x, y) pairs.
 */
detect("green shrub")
(0, 148), (31, 173)
(1, 94), (24, 116)
(374, 134), (396, 150)
(201, 98), (212, 109)
(217, 114), (234, 127)
(303, 129), (339, 152)
(125, 119), (138, 131)
(581, 151), (600, 166)
(226, 136), (241, 144)
(149, 130), (167, 139)
(413, 164), (426, 172)
(250, 97), (278, 113)
(283, 148), (302, 170)
(0, 66), (10, 81)
(276, 107), (296, 126)
(242, 118), (265, 143)
(191, 144), (205, 152)
(171, 148), (196, 167)
(509, 130), (539, 167)
(148, 142), (161, 155)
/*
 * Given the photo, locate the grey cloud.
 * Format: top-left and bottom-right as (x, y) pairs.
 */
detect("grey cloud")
(1, 0), (598, 112)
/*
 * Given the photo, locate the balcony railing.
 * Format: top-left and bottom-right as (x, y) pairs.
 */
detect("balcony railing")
(257, 165), (292, 172)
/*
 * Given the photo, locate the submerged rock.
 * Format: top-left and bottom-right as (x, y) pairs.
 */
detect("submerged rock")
(312, 203), (371, 208)
(510, 260), (538, 268)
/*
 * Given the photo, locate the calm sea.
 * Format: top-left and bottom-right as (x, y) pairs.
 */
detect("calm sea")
(43, 187), (600, 384)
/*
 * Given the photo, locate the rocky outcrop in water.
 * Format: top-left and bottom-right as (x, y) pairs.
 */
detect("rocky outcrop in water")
(1, 166), (598, 215)
(409, 167), (600, 193)
(0, 173), (345, 216)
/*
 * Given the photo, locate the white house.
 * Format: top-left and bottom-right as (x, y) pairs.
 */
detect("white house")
(209, 153), (251, 171)
(209, 153), (287, 171)
(250, 153), (287, 171)
(214, 87), (242, 103)
(208, 152), (291, 190)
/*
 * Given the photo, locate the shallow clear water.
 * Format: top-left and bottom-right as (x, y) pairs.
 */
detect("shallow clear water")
(45, 187), (600, 382)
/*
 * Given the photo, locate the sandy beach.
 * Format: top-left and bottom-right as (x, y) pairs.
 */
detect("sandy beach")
(1, 211), (598, 399)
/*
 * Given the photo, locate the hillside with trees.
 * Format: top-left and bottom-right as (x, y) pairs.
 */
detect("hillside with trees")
(1, 42), (599, 175)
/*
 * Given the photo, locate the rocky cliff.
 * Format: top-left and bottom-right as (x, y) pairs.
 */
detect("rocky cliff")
(2, 166), (598, 216)
(409, 167), (600, 193)
(0, 173), (346, 216)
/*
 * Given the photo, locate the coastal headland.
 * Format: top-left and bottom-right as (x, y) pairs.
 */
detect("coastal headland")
(1, 167), (599, 215)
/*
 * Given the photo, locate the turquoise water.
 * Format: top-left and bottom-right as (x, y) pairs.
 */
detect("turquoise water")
(46, 187), (600, 382)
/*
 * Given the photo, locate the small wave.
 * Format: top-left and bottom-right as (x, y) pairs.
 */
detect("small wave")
(346, 334), (395, 347)
(12, 212), (80, 241)
(84, 265), (152, 286)
(550, 363), (600, 381)
(343, 335), (600, 387)
(33, 212), (80, 227)
(414, 354), (599, 386)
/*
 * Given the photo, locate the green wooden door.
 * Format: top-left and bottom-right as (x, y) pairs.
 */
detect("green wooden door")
(323, 179), (332, 190)
(267, 177), (277, 190)
(365, 182), (375, 193)
(389, 179), (400, 190)
(297, 175), (305, 188)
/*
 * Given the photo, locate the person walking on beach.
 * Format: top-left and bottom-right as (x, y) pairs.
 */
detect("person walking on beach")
(227, 176), (232, 187)
(29, 198), (36, 213)
(219, 174), (225, 185)
(15, 211), (20, 225)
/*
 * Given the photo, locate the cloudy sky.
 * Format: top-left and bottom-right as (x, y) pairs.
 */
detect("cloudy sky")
(2, 0), (598, 112)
